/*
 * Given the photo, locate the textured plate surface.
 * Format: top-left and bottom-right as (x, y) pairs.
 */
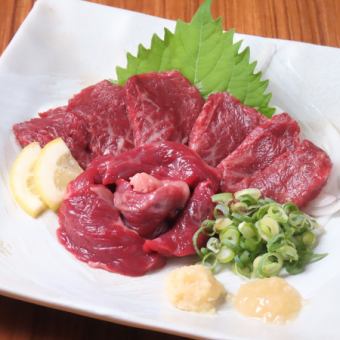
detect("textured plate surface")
(1, 0), (340, 339)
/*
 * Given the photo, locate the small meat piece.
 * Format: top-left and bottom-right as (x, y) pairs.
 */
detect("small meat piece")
(189, 92), (267, 166)
(130, 172), (161, 193)
(143, 181), (215, 257)
(114, 174), (190, 238)
(95, 141), (220, 191)
(218, 113), (300, 192)
(125, 71), (204, 146)
(13, 106), (90, 168)
(58, 184), (165, 276)
(240, 140), (332, 207)
(68, 80), (133, 158)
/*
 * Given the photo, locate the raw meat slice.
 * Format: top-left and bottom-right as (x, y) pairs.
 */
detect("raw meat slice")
(218, 113), (300, 192)
(125, 71), (204, 146)
(58, 184), (166, 276)
(13, 80), (133, 168)
(189, 92), (267, 166)
(114, 174), (190, 238)
(13, 106), (90, 168)
(239, 140), (332, 207)
(143, 180), (215, 257)
(68, 80), (133, 158)
(94, 141), (220, 191)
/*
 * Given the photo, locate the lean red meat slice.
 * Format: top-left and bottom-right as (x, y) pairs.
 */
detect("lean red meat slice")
(95, 141), (220, 191)
(143, 181), (214, 257)
(68, 80), (133, 159)
(189, 92), (267, 166)
(114, 174), (190, 238)
(13, 107), (90, 168)
(13, 80), (133, 168)
(239, 140), (332, 207)
(125, 71), (204, 146)
(218, 113), (300, 192)
(58, 184), (166, 276)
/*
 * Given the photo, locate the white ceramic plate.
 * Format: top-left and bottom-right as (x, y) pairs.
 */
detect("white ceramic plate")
(1, 0), (340, 339)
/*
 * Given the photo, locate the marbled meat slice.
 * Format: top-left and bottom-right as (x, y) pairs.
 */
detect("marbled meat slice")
(95, 141), (220, 191)
(189, 92), (267, 167)
(125, 71), (204, 146)
(58, 184), (165, 276)
(13, 106), (90, 168)
(218, 113), (300, 192)
(239, 140), (332, 207)
(143, 181), (215, 257)
(114, 174), (190, 238)
(68, 80), (133, 159)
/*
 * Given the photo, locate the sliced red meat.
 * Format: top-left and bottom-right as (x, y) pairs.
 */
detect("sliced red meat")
(218, 113), (300, 192)
(58, 184), (165, 276)
(143, 181), (214, 257)
(13, 106), (90, 168)
(239, 140), (332, 207)
(189, 92), (267, 167)
(13, 81), (133, 168)
(125, 71), (204, 146)
(114, 174), (190, 238)
(94, 141), (220, 191)
(68, 80), (133, 159)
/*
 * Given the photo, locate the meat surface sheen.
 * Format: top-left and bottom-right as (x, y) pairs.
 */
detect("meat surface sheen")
(143, 181), (215, 257)
(13, 81), (133, 168)
(96, 141), (220, 191)
(189, 92), (267, 166)
(218, 113), (300, 192)
(114, 175), (190, 238)
(68, 80), (133, 159)
(58, 141), (218, 275)
(125, 71), (204, 146)
(13, 106), (90, 168)
(58, 184), (166, 276)
(240, 140), (332, 207)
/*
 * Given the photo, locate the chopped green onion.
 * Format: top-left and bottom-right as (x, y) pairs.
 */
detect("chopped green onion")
(276, 244), (298, 261)
(220, 227), (240, 249)
(213, 204), (229, 219)
(302, 231), (316, 248)
(238, 221), (256, 239)
(211, 192), (233, 204)
(233, 262), (252, 278)
(235, 188), (261, 201)
(216, 246), (235, 263)
(254, 253), (283, 278)
(193, 190), (326, 278)
(214, 217), (233, 233)
(202, 252), (218, 271)
(256, 215), (280, 241)
(267, 205), (288, 223)
(206, 237), (220, 253)
(230, 202), (248, 214)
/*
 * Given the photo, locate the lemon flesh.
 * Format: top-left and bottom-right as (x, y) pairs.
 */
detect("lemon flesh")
(9, 142), (47, 217)
(34, 138), (83, 211)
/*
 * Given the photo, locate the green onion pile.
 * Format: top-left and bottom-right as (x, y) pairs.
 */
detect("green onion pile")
(193, 189), (327, 278)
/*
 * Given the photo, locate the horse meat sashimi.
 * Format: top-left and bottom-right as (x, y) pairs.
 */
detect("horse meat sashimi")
(143, 180), (215, 257)
(125, 71), (204, 146)
(114, 175), (190, 238)
(58, 142), (218, 276)
(239, 140), (332, 207)
(58, 184), (165, 276)
(218, 113), (300, 192)
(189, 92), (267, 166)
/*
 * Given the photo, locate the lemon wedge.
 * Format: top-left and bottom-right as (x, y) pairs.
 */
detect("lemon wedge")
(9, 142), (47, 217)
(34, 138), (83, 211)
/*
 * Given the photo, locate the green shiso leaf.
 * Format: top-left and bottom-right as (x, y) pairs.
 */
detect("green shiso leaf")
(116, 0), (274, 117)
